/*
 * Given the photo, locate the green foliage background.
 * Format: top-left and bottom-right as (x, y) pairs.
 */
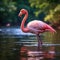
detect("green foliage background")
(0, 0), (36, 26)
(0, 0), (60, 28)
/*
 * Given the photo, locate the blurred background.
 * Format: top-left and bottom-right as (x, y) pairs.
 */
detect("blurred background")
(0, 0), (60, 60)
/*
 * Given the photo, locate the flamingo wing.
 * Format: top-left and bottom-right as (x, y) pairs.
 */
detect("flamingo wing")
(27, 20), (56, 34)
(27, 20), (46, 34)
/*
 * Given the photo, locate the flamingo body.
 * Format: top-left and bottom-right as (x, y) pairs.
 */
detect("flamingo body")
(27, 20), (56, 34)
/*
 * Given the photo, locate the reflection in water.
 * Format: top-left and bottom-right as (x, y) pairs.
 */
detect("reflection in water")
(20, 57), (27, 60)
(0, 27), (60, 60)
(44, 46), (55, 60)
(0, 37), (57, 60)
(20, 46), (56, 60)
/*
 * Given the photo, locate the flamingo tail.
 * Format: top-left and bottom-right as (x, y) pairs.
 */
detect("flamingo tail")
(46, 24), (56, 33)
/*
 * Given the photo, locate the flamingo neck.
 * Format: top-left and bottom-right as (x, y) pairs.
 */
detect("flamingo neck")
(21, 11), (29, 32)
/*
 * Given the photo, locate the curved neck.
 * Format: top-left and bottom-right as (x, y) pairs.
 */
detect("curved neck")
(21, 11), (29, 32)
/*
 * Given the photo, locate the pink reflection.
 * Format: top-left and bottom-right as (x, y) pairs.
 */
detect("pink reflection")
(20, 46), (56, 60)
(20, 57), (27, 60)
(45, 46), (55, 59)
(20, 46), (28, 56)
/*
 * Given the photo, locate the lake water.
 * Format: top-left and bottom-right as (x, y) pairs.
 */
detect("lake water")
(0, 27), (60, 60)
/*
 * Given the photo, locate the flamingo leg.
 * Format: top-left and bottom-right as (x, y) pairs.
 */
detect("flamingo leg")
(36, 34), (43, 51)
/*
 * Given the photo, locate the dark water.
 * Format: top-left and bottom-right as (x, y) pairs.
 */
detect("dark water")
(0, 27), (60, 60)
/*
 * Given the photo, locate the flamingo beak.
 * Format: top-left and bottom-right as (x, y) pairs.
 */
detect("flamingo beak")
(18, 12), (22, 17)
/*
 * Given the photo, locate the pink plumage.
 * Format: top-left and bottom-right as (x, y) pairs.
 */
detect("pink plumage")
(18, 9), (56, 34)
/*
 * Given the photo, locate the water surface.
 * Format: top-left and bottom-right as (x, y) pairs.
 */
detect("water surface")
(0, 27), (60, 60)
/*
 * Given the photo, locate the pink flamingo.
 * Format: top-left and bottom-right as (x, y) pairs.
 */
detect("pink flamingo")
(18, 9), (56, 50)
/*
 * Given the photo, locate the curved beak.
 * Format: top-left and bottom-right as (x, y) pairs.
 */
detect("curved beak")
(18, 12), (22, 17)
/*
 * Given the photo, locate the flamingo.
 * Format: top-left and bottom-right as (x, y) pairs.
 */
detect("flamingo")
(18, 9), (56, 50)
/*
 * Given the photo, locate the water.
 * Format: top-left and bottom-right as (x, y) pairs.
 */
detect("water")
(0, 27), (60, 60)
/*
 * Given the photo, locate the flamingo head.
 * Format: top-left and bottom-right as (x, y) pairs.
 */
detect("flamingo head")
(18, 9), (27, 17)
